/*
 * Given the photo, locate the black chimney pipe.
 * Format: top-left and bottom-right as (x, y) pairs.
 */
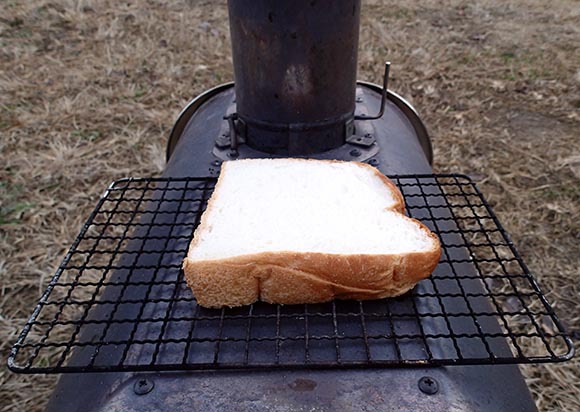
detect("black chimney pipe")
(228, 0), (361, 155)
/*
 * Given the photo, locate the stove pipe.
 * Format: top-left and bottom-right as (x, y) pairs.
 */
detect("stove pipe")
(228, 0), (361, 155)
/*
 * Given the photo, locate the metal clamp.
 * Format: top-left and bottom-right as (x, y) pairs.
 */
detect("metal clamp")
(224, 113), (238, 157)
(354, 61), (390, 121)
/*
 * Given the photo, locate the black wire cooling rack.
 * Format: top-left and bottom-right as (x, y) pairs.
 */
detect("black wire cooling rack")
(8, 174), (574, 374)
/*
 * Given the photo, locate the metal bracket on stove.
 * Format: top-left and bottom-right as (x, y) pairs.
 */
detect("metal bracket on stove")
(216, 111), (246, 158)
(346, 116), (376, 147)
(346, 133), (375, 147)
(213, 90), (381, 161)
(355, 61), (390, 121)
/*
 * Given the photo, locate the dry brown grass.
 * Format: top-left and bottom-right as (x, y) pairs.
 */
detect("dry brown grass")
(1, 0), (578, 411)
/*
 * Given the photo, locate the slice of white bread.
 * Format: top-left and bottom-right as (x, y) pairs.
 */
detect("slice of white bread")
(183, 158), (441, 308)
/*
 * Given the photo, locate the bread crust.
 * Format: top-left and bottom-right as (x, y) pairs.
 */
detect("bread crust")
(183, 159), (439, 308)
(184, 230), (440, 308)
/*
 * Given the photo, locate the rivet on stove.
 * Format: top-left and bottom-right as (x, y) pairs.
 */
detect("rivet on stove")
(349, 149), (361, 157)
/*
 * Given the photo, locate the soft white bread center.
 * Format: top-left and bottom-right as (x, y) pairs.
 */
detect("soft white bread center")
(189, 159), (434, 260)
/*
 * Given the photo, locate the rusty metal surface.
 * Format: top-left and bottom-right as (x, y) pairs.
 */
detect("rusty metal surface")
(228, 0), (360, 154)
(166, 83), (234, 162)
(50, 366), (534, 412)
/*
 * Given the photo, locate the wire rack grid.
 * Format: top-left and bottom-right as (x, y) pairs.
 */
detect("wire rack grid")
(8, 174), (574, 374)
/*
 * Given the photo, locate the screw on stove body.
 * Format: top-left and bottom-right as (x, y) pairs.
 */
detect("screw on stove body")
(134, 378), (154, 395)
(356, 97), (363, 103)
(349, 149), (361, 157)
(418, 376), (439, 395)
(368, 158), (379, 166)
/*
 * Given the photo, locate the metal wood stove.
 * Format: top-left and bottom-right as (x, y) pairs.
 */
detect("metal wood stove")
(8, 1), (573, 411)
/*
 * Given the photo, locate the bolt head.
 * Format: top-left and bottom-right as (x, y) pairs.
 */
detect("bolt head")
(349, 149), (361, 157)
(418, 376), (439, 395)
(368, 158), (379, 166)
(134, 378), (154, 395)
